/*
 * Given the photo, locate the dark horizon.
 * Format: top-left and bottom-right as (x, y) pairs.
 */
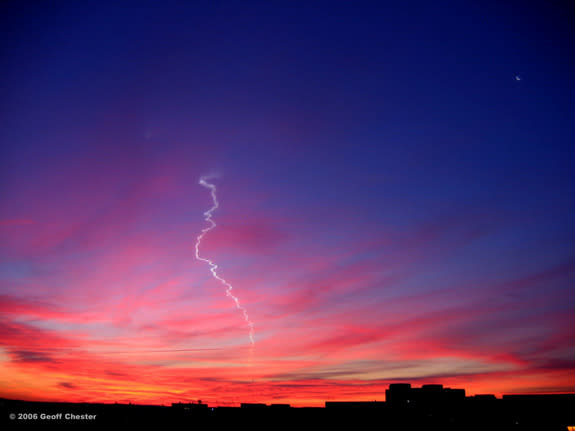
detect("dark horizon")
(2, 382), (574, 430)
(2, 381), (575, 408)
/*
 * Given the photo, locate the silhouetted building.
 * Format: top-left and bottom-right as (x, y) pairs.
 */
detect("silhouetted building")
(386, 383), (467, 410)
(443, 387), (466, 401)
(422, 383), (443, 392)
(171, 401), (208, 410)
(470, 394), (498, 402)
(240, 403), (267, 409)
(269, 403), (291, 409)
(411, 384), (444, 408)
(386, 383), (412, 407)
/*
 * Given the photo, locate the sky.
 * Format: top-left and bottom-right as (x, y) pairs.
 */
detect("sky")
(1, 0), (574, 406)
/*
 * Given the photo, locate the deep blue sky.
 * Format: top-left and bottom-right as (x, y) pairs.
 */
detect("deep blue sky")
(3, 0), (573, 213)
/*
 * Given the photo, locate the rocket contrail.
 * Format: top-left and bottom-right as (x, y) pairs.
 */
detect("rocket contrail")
(195, 176), (255, 349)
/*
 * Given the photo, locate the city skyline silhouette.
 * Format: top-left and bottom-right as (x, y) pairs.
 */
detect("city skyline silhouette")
(2, 381), (574, 430)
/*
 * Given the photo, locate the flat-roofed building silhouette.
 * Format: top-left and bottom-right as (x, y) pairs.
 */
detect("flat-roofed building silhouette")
(325, 401), (385, 409)
(386, 383), (467, 409)
(385, 383), (412, 407)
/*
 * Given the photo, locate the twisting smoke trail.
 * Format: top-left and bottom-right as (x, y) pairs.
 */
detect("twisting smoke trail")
(195, 176), (255, 349)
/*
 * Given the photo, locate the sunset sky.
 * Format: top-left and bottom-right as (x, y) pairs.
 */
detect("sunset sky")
(1, 1), (574, 406)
